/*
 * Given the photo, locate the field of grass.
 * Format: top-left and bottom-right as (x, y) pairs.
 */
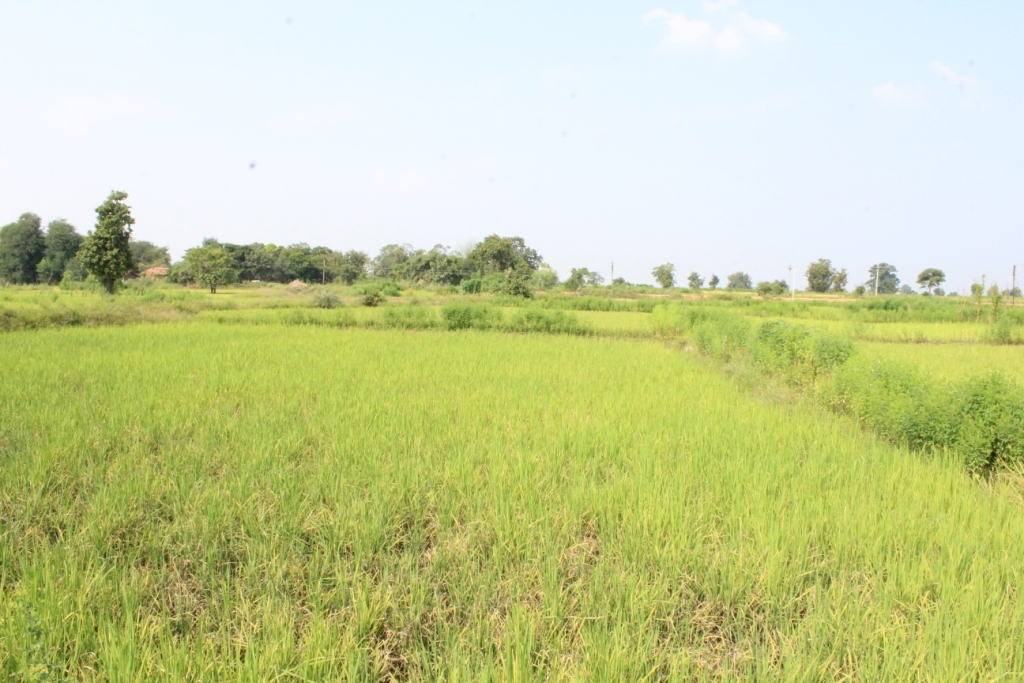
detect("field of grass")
(2, 323), (1024, 680)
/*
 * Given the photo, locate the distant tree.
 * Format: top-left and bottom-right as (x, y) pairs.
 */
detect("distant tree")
(79, 191), (136, 294)
(565, 267), (595, 291)
(687, 272), (704, 290)
(805, 258), (837, 293)
(468, 235), (541, 275)
(332, 250), (370, 285)
(651, 263), (675, 288)
(36, 219), (83, 284)
(898, 284), (916, 295)
(130, 240), (171, 271)
(585, 270), (604, 287)
(866, 263), (899, 295)
(0, 213), (46, 284)
(756, 280), (790, 297)
(612, 277), (627, 286)
(831, 268), (848, 293)
(988, 285), (1003, 322)
(531, 265), (558, 290)
(916, 268), (945, 295)
(372, 244), (414, 278)
(708, 274), (720, 290)
(853, 285), (866, 297)
(184, 239), (236, 293)
(502, 265), (534, 298)
(726, 272), (753, 290)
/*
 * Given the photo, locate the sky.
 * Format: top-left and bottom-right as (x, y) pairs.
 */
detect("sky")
(1, 1), (1022, 291)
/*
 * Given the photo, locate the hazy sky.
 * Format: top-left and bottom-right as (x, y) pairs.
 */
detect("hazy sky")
(2, 1), (1022, 291)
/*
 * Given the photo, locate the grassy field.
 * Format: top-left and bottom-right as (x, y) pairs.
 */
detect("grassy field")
(860, 341), (1024, 382)
(2, 323), (1024, 680)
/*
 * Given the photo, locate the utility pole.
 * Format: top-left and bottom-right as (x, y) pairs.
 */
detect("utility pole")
(322, 255), (326, 285)
(788, 265), (794, 301)
(874, 264), (879, 296)
(1013, 265), (1017, 307)
(610, 262), (614, 287)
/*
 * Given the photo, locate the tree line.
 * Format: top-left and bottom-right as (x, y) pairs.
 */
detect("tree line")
(645, 259), (961, 297)
(3, 191), (999, 298)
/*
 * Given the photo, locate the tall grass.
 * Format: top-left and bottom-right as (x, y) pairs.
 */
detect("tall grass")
(1, 324), (1023, 679)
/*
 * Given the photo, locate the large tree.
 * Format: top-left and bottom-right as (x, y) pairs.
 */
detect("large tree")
(831, 268), (848, 293)
(726, 272), (753, 290)
(468, 235), (542, 275)
(36, 219), (84, 284)
(687, 272), (704, 290)
(651, 263), (675, 288)
(79, 191), (135, 293)
(184, 239), (236, 293)
(916, 268), (945, 294)
(0, 213), (46, 284)
(372, 244), (414, 278)
(805, 258), (837, 293)
(866, 263), (899, 295)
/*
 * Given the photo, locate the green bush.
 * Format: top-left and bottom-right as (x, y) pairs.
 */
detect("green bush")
(503, 309), (590, 335)
(312, 290), (341, 309)
(379, 306), (438, 330)
(440, 303), (502, 330)
(460, 279), (483, 294)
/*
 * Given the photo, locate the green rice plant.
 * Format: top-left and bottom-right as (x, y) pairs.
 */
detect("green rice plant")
(440, 302), (502, 330)
(377, 305), (438, 330)
(312, 290), (341, 309)
(2, 325), (1024, 679)
(502, 308), (591, 335)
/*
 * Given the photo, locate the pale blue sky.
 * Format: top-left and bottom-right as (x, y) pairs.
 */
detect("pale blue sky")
(1, 1), (1021, 291)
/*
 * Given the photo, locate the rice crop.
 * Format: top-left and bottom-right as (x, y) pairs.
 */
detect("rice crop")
(2, 324), (1023, 680)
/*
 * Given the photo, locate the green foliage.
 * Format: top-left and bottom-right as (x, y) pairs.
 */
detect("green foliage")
(831, 268), (848, 292)
(378, 305), (437, 329)
(805, 258), (837, 293)
(440, 302), (502, 330)
(311, 290), (340, 309)
(501, 267), (534, 298)
(687, 272), (704, 289)
(564, 268), (586, 291)
(986, 318), (1024, 345)
(183, 240), (236, 293)
(331, 250), (370, 285)
(751, 320), (853, 385)
(726, 272), (752, 290)
(531, 266), (559, 290)
(755, 280), (789, 297)
(129, 240), (170, 270)
(360, 288), (385, 307)
(504, 308), (590, 335)
(467, 235), (541, 275)
(460, 278), (483, 294)
(651, 263), (675, 288)
(0, 213), (46, 284)
(866, 263), (899, 294)
(372, 243), (414, 278)
(78, 191), (135, 294)
(917, 268), (945, 294)
(707, 274), (720, 290)
(36, 219), (83, 285)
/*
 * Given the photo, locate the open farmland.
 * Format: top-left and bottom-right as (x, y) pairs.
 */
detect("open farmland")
(2, 318), (1024, 681)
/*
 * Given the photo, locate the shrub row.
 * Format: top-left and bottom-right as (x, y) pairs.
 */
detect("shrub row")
(653, 303), (1024, 472)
